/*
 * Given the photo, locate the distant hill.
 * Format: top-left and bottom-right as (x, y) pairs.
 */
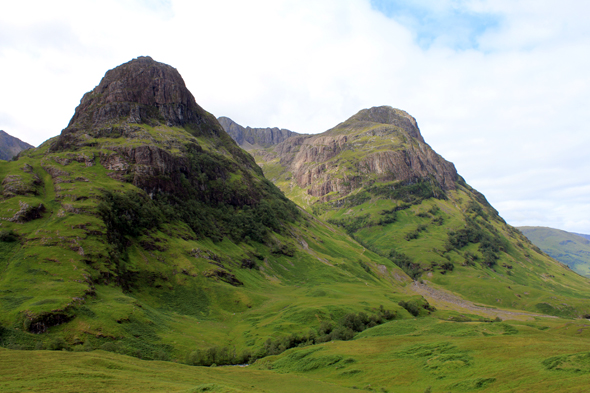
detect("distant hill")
(518, 226), (590, 277)
(572, 232), (590, 241)
(0, 130), (33, 160)
(218, 116), (305, 150)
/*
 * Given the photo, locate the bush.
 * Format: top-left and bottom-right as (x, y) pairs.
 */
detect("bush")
(47, 337), (69, 351)
(388, 249), (422, 279)
(398, 299), (435, 317)
(0, 229), (18, 242)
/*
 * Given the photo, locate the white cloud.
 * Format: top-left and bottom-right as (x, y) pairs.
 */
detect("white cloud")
(0, 0), (589, 233)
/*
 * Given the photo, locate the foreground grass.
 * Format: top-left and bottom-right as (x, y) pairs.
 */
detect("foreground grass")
(0, 348), (356, 393)
(3, 316), (590, 392)
(254, 317), (590, 392)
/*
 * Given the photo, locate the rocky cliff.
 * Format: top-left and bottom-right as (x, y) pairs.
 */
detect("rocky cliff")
(218, 116), (303, 149)
(0, 130), (33, 160)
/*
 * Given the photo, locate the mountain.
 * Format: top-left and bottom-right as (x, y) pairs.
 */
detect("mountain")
(2, 58), (590, 393)
(237, 106), (590, 317)
(0, 57), (413, 360)
(0, 131), (33, 161)
(218, 116), (304, 150)
(518, 226), (590, 277)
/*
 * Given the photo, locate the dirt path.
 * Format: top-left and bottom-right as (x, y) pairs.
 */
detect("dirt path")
(410, 281), (557, 320)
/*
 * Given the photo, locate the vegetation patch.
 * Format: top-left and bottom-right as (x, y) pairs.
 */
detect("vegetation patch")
(543, 351), (590, 373)
(398, 298), (436, 317)
(187, 306), (396, 366)
(535, 302), (578, 318)
(396, 342), (473, 378)
(187, 383), (240, 393)
(367, 179), (447, 203)
(447, 377), (497, 390)
(270, 347), (345, 373)
(445, 217), (506, 268)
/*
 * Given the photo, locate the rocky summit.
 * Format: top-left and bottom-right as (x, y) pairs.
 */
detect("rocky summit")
(50, 56), (260, 200)
(67, 56), (206, 129)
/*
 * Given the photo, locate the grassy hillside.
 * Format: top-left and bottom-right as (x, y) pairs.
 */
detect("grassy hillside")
(0, 125), (419, 361)
(518, 226), (590, 277)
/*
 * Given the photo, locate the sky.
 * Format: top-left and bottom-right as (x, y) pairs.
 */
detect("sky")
(1, 0), (589, 233)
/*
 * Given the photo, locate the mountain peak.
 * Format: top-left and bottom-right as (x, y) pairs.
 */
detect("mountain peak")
(352, 106), (416, 125)
(66, 56), (204, 130)
(338, 106), (424, 143)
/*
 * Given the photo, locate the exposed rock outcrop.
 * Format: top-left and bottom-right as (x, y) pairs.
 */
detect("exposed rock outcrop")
(7, 201), (46, 223)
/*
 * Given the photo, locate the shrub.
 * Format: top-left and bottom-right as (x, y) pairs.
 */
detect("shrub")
(47, 337), (68, 351)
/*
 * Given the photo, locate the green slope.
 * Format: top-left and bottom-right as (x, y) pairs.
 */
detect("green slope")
(518, 226), (590, 277)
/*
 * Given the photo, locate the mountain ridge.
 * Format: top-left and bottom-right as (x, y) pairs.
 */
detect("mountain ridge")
(0, 131), (33, 161)
(2, 57), (590, 393)
(221, 106), (458, 205)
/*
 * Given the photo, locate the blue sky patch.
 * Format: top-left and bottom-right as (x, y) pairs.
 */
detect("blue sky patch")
(370, 0), (501, 50)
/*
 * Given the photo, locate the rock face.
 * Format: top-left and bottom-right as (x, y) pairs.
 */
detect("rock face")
(0, 131), (33, 161)
(248, 106), (458, 202)
(218, 116), (303, 149)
